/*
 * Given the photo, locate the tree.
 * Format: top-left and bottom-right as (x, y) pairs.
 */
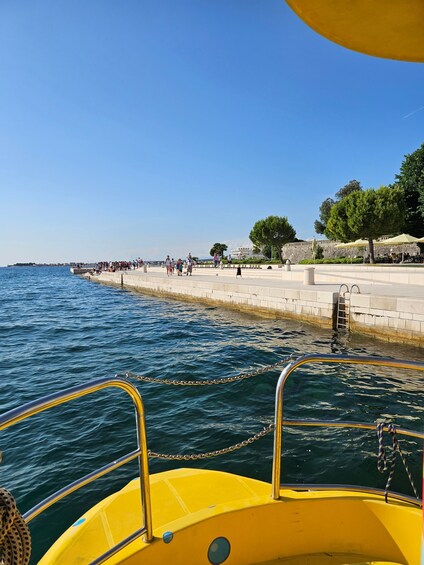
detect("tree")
(314, 198), (334, 234)
(315, 180), (362, 234)
(249, 216), (296, 263)
(395, 143), (424, 236)
(209, 243), (228, 258)
(311, 239), (324, 262)
(325, 186), (405, 263)
(335, 179), (362, 200)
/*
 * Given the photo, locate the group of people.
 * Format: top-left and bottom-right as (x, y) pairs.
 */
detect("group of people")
(377, 252), (423, 264)
(94, 258), (145, 273)
(212, 255), (242, 277)
(164, 254), (195, 276)
(212, 253), (232, 267)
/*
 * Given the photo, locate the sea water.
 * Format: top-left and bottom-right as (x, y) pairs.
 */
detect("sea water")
(1, 266), (423, 562)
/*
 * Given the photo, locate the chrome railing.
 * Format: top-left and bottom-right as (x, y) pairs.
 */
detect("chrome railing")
(272, 354), (424, 501)
(0, 377), (153, 564)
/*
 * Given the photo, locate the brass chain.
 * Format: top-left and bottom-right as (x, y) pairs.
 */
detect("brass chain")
(148, 423), (275, 460)
(123, 355), (295, 386)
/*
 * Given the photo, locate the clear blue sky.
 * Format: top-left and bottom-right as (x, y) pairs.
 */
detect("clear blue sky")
(1, 1), (423, 265)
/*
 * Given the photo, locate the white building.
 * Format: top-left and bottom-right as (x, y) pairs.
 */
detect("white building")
(230, 246), (264, 260)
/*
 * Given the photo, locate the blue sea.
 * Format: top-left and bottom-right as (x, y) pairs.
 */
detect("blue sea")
(1, 266), (423, 563)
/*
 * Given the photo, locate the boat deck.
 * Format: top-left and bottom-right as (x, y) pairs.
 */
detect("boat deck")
(40, 468), (419, 565)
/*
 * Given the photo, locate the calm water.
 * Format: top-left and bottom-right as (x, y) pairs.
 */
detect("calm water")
(1, 266), (423, 562)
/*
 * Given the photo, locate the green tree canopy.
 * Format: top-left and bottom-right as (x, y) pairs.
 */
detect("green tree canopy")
(395, 142), (424, 236)
(325, 186), (405, 263)
(249, 216), (296, 263)
(335, 179), (362, 200)
(209, 243), (228, 258)
(315, 180), (362, 234)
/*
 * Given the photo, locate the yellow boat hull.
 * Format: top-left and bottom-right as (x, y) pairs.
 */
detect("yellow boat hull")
(40, 468), (420, 564)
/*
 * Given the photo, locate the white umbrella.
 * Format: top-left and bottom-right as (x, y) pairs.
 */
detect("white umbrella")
(335, 239), (370, 263)
(375, 233), (420, 262)
(376, 233), (419, 245)
(311, 238), (317, 263)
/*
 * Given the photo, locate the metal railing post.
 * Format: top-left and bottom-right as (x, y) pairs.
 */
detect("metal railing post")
(0, 377), (153, 544)
(272, 354), (424, 500)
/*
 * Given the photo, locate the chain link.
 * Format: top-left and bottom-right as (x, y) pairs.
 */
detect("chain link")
(122, 355), (295, 386)
(148, 423), (275, 460)
(121, 358), (290, 460)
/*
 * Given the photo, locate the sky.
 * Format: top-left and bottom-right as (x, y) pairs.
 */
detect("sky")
(1, 1), (423, 265)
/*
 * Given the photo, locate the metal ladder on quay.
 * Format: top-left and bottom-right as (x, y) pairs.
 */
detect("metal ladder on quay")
(336, 284), (360, 331)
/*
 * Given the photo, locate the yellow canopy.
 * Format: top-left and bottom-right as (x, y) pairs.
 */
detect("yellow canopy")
(286, 0), (424, 62)
(375, 233), (420, 245)
(335, 239), (369, 249)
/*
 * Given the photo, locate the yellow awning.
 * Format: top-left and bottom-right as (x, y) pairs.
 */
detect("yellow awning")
(335, 239), (369, 249)
(286, 1), (424, 62)
(375, 233), (419, 245)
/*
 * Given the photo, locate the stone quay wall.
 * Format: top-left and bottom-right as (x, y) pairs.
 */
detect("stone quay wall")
(84, 267), (424, 347)
(349, 293), (424, 346)
(88, 271), (338, 328)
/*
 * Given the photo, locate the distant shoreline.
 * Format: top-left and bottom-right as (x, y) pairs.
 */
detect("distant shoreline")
(7, 263), (70, 267)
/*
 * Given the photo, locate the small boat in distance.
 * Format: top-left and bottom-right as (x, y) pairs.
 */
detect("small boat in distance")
(1, 354), (422, 564)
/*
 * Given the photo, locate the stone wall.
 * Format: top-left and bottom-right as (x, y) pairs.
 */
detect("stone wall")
(282, 241), (344, 263)
(282, 240), (421, 264)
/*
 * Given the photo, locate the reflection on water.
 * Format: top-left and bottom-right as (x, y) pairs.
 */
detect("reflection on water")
(0, 266), (423, 563)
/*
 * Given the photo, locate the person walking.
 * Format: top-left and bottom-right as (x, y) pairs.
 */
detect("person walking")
(176, 258), (183, 276)
(186, 253), (193, 276)
(165, 255), (172, 276)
